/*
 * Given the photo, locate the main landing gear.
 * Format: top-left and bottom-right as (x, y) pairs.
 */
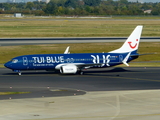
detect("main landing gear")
(80, 71), (83, 75)
(77, 70), (84, 75)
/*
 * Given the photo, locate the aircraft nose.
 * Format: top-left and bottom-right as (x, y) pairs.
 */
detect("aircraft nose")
(4, 62), (12, 69)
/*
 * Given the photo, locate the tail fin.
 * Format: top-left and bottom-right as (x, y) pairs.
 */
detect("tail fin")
(109, 25), (143, 53)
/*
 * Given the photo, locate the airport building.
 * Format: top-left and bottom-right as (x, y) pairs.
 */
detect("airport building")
(37, 0), (50, 3)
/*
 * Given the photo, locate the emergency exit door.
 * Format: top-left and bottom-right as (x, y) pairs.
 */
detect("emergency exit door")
(23, 57), (28, 66)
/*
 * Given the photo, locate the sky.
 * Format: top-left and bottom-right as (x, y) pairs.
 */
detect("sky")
(0, 0), (159, 3)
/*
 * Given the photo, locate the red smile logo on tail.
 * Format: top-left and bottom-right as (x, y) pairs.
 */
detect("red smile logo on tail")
(128, 39), (138, 49)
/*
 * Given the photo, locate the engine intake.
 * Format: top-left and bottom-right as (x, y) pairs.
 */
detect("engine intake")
(60, 65), (77, 74)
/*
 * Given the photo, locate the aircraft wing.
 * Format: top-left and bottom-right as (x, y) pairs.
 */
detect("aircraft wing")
(75, 63), (103, 69)
(55, 63), (103, 70)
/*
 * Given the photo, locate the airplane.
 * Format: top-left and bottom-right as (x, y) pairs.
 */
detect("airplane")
(4, 25), (143, 75)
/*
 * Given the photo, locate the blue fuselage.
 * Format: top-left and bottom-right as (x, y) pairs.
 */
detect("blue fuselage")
(4, 52), (137, 71)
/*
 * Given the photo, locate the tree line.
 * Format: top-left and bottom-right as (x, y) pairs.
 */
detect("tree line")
(0, 0), (160, 16)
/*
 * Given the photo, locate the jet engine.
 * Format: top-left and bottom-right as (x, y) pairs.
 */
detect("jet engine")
(60, 65), (77, 74)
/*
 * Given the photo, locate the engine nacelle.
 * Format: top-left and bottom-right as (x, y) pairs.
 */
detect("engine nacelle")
(60, 65), (77, 74)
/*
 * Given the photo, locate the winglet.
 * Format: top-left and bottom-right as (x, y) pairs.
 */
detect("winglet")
(64, 46), (70, 54)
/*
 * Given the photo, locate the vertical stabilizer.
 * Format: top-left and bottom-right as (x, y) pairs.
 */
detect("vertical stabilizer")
(109, 25), (143, 53)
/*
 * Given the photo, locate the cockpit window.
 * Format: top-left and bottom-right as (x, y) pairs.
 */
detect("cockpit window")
(12, 59), (18, 63)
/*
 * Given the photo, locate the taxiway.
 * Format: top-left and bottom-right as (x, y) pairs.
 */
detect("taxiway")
(0, 67), (160, 120)
(0, 67), (160, 99)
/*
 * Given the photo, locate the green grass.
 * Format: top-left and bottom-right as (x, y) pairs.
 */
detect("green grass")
(0, 92), (30, 95)
(0, 17), (160, 67)
(0, 18), (160, 37)
(0, 42), (160, 67)
(111, 16), (160, 19)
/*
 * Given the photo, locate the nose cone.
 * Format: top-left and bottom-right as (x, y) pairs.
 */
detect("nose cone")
(4, 61), (12, 69)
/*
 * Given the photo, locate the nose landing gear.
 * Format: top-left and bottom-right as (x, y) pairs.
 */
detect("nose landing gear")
(13, 70), (22, 76)
(18, 72), (21, 76)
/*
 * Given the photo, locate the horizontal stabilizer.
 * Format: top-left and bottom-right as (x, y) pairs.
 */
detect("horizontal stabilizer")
(130, 53), (156, 57)
(122, 52), (131, 66)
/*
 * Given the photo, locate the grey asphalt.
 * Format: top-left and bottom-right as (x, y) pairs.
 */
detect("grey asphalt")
(0, 67), (160, 100)
(1, 67), (160, 120)
(0, 37), (159, 46)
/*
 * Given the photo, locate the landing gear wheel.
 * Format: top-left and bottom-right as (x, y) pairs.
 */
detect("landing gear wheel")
(18, 72), (21, 76)
(80, 71), (83, 75)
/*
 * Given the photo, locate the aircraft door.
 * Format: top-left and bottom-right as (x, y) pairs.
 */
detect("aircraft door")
(23, 57), (28, 66)
(119, 55), (123, 62)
